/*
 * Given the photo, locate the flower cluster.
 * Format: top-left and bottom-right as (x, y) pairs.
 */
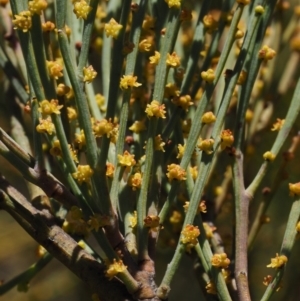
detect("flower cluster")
(144, 215), (160, 230)
(181, 224), (200, 252)
(166, 164), (186, 181)
(164, 0), (181, 9)
(220, 129), (234, 150)
(12, 11), (32, 32)
(47, 60), (64, 79)
(73, 0), (92, 19)
(183, 201), (207, 214)
(83, 65), (97, 83)
(118, 151), (136, 167)
(166, 52), (181, 68)
(104, 18), (123, 38)
(28, 0), (47, 15)
(128, 172), (142, 190)
(289, 182), (300, 196)
(106, 162), (115, 178)
(120, 75), (142, 90)
(38, 99), (63, 115)
(105, 259), (127, 280)
(62, 206), (89, 236)
(149, 51), (161, 65)
(263, 151), (276, 161)
(201, 69), (215, 83)
(172, 95), (193, 111)
(258, 45), (276, 60)
(211, 253), (230, 268)
(267, 253), (288, 268)
(145, 100), (166, 118)
(201, 111), (216, 124)
(197, 138), (215, 154)
(36, 117), (55, 135)
(72, 165), (94, 184)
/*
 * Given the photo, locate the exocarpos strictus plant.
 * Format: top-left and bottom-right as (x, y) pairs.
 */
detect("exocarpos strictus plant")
(0, 0), (300, 300)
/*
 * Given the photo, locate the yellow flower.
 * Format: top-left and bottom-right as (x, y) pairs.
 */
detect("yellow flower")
(104, 18), (123, 38)
(129, 211), (137, 228)
(38, 99), (63, 115)
(236, 0), (250, 5)
(118, 151), (136, 167)
(203, 222), (216, 238)
(83, 65), (97, 83)
(12, 11), (32, 32)
(220, 129), (234, 150)
(49, 140), (62, 157)
(263, 151), (276, 161)
(201, 111), (216, 124)
(142, 15), (156, 31)
(166, 164), (186, 181)
(144, 215), (160, 229)
(63, 206), (89, 236)
(164, 83), (180, 98)
(176, 144), (185, 159)
(120, 75), (142, 90)
(67, 107), (78, 120)
(154, 135), (165, 152)
(237, 70), (247, 85)
(73, 0), (92, 19)
(271, 118), (285, 131)
(181, 224), (200, 251)
(203, 14), (218, 33)
(267, 253), (288, 268)
(138, 39), (152, 52)
(166, 52), (181, 68)
(206, 281), (216, 294)
(128, 172), (142, 190)
(87, 214), (110, 232)
(197, 138), (214, 154)
(129, 120), (146, 133)
(190, 166), (198, 180)
(258, 45), (276, 60)
(289, 182), (300, 197)
(36, 117), (55, 135)
(74, 130), (86, 149)
(47, 60), (63, 79)
(172, 95), (193, 111)
(56, 83), (70, 96)
(106, 162), (115, 178)
(169, 210), (183, 225)
(201, 69), (215, 83)
(92, 118), (114, 138)
(105, 259), (127, 280)
(165, 0), (181, 9)
(72, 165), (94, 184)
(149, 51), (160, 65)
(211, 253), (230, 268)
(183, 201), (207, 214)
(42, 21), (55, 32)
(145, 100), (166, 118)
(28, 0), (47, 15)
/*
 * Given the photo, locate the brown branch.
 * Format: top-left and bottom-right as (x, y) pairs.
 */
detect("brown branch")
(0, 176), (133, 301)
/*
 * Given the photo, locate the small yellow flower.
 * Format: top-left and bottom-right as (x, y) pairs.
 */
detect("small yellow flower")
(105, 259), (127, 280)
(197, 138), (214, 154)
(128, 172), (142, 190)
(73, 0), (92, 19)
(203, 222), (216, 238)
(236, 0), (250, 5)
(201, 111), (216, 124)
(181, 224), (200, 252)
(74, 130), (86, 149)
(138, 39), (152, 52)
(42, 21), (55, 32)
(145, 100), (166, 118)
(72, 165), (94, 184)
(83, 65), (97, 83)
(38, 99), (63, 115)
(149, 51), (161, 65)
(129, 120), (146, 133)
(12, 11), (32, 32)
(271, 118), (285, 131)
(47, 60), (63, 79)
(203, 14), (218, 33)
(118, 151), (136, 167)
(166, 52), (181, 68)
(36, 117), (55, 135)
(166, 164), (186, 181)
(28, 0), (47, 15)
(164, 83), (180, 98)
(289, 182), (300, 197)
(177, 144), (185, 159)
(63, 206), (89, 236)
(267, 253), (288, 268)
(263, 151), (276, 161)
(49, 139), (62, 157)
(87, 214), (110, 232)
(104, 18), (123, 38)
(120, 75), (142, 90)
(92, 118), (114, 138)
(220, 129), (234, 150)
(67, 107), (78, 120)
(255, 5), (265, 14)
(165, 0), (181, 8)
(211, 253), (230, 268)
(144, 215), (160, 229)
(258, 45), (276, 60)
(183, 201), (207, 214)
(169, 210), (183, 225)
(154, 135), (165, 152)
(142, 15), (156, 31)
(106, 162), (115, 178)
(172, 95), (193, 111)
(129, 211), (137, 228)
(201, 69), (215, 83)
(237, 70), (247, 85)
(245, 109), (253, 122)
(56, 83), (70, 96)
(190, 166), (198, 180)
(206, 281), (217, 294)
